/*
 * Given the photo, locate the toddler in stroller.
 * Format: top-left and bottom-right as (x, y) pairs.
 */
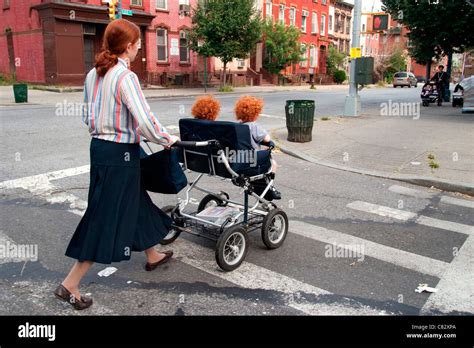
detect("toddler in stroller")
(421, 81), (439, 107)
(234, 96), (281, 200)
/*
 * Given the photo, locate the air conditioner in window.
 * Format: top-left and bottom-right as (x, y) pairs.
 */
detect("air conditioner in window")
(179, 31), (187, 39)
(237, 59), (245, 68)
(179, 4), (190, 16)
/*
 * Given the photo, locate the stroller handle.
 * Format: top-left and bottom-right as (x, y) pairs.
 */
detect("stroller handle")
(173, 140), (221, 148)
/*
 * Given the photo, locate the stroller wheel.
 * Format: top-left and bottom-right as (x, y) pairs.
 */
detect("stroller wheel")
(215, 225), (249, 272)
(160, 205), (183, 245)
(261, 208), (288, 249)
(197, 194), (226, 213)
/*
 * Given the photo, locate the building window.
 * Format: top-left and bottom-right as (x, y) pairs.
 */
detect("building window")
(309, 46), (318, 68)
(346, 17), (351, 34)
(3, 0), (10, 9)
(328, 15), (333, 31)
(322, 0), (327, 5)
(131, 0), (143, 6)
(320, 14), (326, 36)
(311, 12), (318, 34)
(179, 31), (189, 63)
(300, 44), (307, 67)
(279, 5), (285, 24)
(265, 0), (272, 19)
(157, 28), (168, 62)
(156, 0), (167, 10)
(301, 10), (308, 33)
(289, 7), (296, 26)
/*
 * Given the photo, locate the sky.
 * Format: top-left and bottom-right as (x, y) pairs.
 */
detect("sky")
(344, 0), (384, 12)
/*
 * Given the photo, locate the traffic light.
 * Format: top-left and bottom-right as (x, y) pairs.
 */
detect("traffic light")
(108, 0), (117, 21)
(372, 14), (389, 31)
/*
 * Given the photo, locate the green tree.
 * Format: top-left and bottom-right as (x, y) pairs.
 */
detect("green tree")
(382, 0), (474, 78)
(326, 45), (346, 76)
(262, 19), (303, 84)
(188, 0), (262, 86)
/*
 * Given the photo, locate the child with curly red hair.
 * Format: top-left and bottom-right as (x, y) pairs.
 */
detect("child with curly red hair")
(234, 95), (281, 200)
(191, 95), (221, 121)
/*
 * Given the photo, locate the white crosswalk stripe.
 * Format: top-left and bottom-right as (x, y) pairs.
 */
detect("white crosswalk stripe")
(389, 184), (474, 209)
(290, 221), (448, 278)
(347, 201), (474, 236)
(439, 195), (474, 209)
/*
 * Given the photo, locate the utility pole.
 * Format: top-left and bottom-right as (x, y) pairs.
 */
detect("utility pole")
(343, 0), (362, 117)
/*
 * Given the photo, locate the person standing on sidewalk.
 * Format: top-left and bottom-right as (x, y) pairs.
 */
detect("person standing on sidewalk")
(431, 65), (449, 106)
(54, 19), (179, 310)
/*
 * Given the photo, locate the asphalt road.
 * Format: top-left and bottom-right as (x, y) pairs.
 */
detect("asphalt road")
(1, 87), (473, 315)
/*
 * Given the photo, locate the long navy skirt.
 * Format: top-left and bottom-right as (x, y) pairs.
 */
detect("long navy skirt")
(65, 138), (172, 264)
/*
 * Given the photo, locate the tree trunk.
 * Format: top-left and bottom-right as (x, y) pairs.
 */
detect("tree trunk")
(222, 62), (227, 87)
(426, 60), (432, 81)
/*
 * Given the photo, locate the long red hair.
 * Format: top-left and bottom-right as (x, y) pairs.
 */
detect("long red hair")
(95, 19), (140, 77)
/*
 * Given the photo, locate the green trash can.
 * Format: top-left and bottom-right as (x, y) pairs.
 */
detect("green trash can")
(285, 100), (315, 142)
(13, 83), (28, 103)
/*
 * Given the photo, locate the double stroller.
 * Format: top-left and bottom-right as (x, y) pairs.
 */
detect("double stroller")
(421, 81), (440, 106)
(141, 118), (289, 271)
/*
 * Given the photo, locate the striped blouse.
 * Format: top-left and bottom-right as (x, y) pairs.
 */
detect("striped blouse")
(82, 57), (171, 145)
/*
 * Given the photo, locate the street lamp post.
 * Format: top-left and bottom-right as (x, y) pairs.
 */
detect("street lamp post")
(343, 0), (362, 117)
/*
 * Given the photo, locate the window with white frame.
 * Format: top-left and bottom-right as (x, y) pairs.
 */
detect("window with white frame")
(179, 30), (189, 63)
(265, 0), (272, 19)
(131, 0), (143, 6)
(301, 10), (308, 32)
(156, 0), (167, 10)
(179, 0), (190, 4)
(289, 7), (296, 26)
(320, 14), (326, 35)
(328, 14), (333, 31)
(311, 12), (318, 34)
(279, 5), (285, 24)
(157, 28), (168, 62)
(300, 44), (307, 67)
(309, 46), (318, 68)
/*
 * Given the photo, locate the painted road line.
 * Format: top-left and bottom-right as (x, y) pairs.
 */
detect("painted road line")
(0, 165), (90, 191)
(388, 185), (434, 199)
(347, 201), (474, 236)
(163, 239), (390, 315)
(347, 201), (416, 221)
(389, 185), (474, 209)
(421, 236), (474, 314)
(0, 165), (89, 216)
(260, 113), (286, 120)
(290, 221), (448, 278)
(439, 195), (474, 209)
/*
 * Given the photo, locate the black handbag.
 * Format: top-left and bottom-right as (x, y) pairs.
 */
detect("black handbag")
(140, 147), (188, 194)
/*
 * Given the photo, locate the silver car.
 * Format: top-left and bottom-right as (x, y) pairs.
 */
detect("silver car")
(393, 72), (418, 88)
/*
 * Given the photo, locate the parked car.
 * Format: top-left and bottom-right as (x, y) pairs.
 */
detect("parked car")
(393, 72), (418, 88)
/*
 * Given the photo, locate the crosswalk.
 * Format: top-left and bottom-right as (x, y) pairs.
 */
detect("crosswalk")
(1, 167), (473, 315)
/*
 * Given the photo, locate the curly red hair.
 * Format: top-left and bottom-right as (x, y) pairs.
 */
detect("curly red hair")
(191, 95), (221, 121)
(234, 95), (264, 123)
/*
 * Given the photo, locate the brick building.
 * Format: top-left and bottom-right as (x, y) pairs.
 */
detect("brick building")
(251, 0), (330, 84)
(0, 0), (205, 86)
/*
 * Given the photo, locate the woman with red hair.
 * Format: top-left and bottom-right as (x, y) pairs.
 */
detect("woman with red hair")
(54, 19), (179, 310)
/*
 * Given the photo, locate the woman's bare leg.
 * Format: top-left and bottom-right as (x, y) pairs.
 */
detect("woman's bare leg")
(144, 247), (166, 263)
(61, 261), (93, 300)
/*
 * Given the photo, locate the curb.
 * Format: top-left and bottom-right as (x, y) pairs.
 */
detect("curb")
(273, 132), (474, 196)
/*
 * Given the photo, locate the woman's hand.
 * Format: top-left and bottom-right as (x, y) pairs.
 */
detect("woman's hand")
(164, 135), (180, 149)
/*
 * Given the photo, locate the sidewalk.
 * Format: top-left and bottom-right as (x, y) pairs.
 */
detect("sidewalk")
(272, 106), (474, 195)
(0, 84), (349, 106)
